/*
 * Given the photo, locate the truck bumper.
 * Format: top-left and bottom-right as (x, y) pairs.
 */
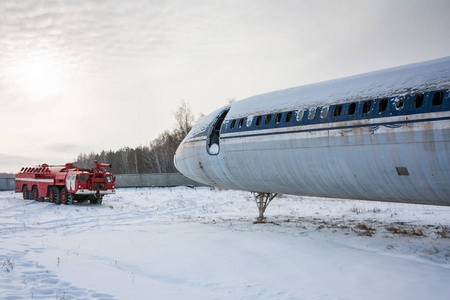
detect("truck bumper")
(75, 189), (115, 195)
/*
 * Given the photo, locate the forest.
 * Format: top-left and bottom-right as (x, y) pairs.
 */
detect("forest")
(73, 102), (198, 174)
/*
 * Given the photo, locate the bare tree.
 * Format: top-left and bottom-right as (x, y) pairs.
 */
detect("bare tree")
(119, 148), (130, 174)
(174, 100), (195, 138)
(228, 97), (237, 104)
(73, 101), (198, 174)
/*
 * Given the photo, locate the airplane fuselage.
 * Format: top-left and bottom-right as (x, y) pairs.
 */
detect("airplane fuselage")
(175, 57), (450, 206)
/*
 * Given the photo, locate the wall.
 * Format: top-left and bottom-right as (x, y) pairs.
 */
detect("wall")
(0, 174), (15, 191)
(114, 173), (207, 188)
(0, 173), (206, 191)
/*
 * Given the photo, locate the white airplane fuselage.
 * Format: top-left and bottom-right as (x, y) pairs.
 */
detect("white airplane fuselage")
(174, 57), (450, 206)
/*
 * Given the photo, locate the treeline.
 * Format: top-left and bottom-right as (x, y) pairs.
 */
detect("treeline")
(73, 102), (197, 174)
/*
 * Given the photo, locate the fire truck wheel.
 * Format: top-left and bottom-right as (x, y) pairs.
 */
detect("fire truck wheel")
(61, 187), (69, 205)
(90, 196), (103, 204)
(32, 186), (39, 201)
(49, 188), (54, 202)
(67, 192), (73, 205)
(22, 186), (29, 200)
(52, 187), (61, 205)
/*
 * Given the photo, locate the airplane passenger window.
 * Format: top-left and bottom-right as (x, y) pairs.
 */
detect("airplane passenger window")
(308, 107), (316, 120)
(230, 120), (236, 129)
(275, 113), (282, 124)
(296, 110), (304, 122)
(433, 91), (444, 106)
(394, 97), (404, 110)
(265, 115), (272, 125)
(286, 112), (293, 122)
(334, 105), (342, 117)
(362, 101), (371, 113)
(320, 106), (329, 118)
(378, 99), (388, 112)
(348, 103), (356, 115)
(256, 116), (262, 126)
(414, 94), (424, 108)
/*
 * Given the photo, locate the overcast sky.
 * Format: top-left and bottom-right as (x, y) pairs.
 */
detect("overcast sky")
(1, 0), (449, 173)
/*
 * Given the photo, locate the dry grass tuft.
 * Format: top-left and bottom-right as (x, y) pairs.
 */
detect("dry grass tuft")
(354, 223), (376, 236)
(386, 225), (425, 237)
(435, 225), (450, 239)
(351, 206), (364, 214)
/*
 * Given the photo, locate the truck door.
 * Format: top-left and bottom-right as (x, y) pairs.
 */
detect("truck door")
(66, 174), (71, 190)
(71, 175), (76, 191)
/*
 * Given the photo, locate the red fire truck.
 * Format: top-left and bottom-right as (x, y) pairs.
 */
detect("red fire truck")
(15, 161), (115, 205)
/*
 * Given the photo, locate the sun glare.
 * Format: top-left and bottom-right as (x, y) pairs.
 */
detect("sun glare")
(11, 52), (69, 102)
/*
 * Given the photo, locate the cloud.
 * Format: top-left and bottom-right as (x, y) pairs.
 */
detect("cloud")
(0, 150), (84, 173)
(45, 143), (87, 153)
(0, 153), (26, 165)
(0, 0), (241, 97)
(1, 0), (450, 173)
(0, 153), (50, 172)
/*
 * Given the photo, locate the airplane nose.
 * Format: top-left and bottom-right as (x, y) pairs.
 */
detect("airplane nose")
(173, 145), (182, 173)
(174, 154), (180, 173)
(174, 139), (188, 175)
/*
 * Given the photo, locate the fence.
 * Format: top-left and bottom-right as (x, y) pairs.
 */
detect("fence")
(0, 173), (205, 191)
(114, 173), (206, 188)
(0, 174), (15, 191)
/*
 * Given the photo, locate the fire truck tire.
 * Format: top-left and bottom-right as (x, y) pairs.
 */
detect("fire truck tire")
(61, 187), (69, 205)
(49, 188), (55, 203)
(22, 186), (30, 200)
(90, 196), (103, 204)
(32, 186), (39, 201)
(22, 186), (28, 200)
(66, 192), (73, 205)
(52, 187), (61, 205)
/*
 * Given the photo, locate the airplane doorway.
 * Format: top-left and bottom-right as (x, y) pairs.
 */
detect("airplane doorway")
(206, 108), (230, 155)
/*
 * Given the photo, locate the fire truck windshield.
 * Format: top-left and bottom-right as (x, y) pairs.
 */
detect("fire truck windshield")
(106, 175), (113, 183)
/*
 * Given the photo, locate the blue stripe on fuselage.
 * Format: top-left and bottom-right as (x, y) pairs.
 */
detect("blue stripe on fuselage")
(184, 115), (449, 143)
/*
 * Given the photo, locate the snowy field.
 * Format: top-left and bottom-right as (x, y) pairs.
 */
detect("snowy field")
(1, 187), (450, 300)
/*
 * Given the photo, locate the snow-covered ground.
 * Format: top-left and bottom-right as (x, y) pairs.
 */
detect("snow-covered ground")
(1, 187), (449, 300)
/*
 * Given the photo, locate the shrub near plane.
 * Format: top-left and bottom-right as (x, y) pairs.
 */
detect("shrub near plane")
(174, 57), (450, 221)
